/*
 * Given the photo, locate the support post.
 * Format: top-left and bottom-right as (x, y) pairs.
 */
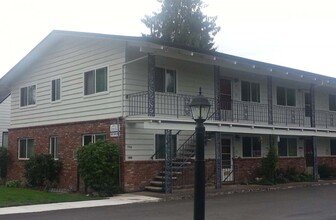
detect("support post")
(215, 132), (222, 189)
(312, 136), (318, 181)
(194, 122), (205, 220)
(148, 54), (155, 117)
(214, 65), (221, 120)
(164, 129), (173, 193)
(310, 84), (316, 128)
(267, 76), (273, 125)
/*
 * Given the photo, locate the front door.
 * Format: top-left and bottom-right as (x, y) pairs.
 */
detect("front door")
(304, 139), (314, 167)
(220, 79), (232, 110)
(222, 138), (233, 182)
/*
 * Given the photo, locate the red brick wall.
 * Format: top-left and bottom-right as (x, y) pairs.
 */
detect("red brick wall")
(123, 160), (164, 192)
(7, 118), (125, 191)
(233, 157), (306, 183)
(318, 157), (336, 167)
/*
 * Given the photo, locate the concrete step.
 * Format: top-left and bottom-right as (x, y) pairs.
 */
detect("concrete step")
(160, 171), (182, 175)
(145, 186), (163, 192)
(150, 180), (164, 186)
(155, 175), (177, 180)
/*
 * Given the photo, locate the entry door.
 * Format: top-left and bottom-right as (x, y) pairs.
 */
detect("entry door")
(220, 79), (232, 110)
(222, 138), (233, 182)
(304, 139), (314, 167)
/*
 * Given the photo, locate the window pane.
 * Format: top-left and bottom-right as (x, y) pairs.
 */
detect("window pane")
(329, 95), (336, 111)
(84, 70), (95, 95)
(331, 139), (336, 155)
(2, 132), (8, 148)
(165, 69), (176, 93)
(83, 135), (92, 145)
(252, 137), (261, 157)
(27, 139), (34, 158)
(242, 137), (252, 157)
(28, 85), (36, 105)
(155, 68), (165, 93)
(251, 83), (260, 102)
(19, 139), (27, 158)
(96, 67), (107, 93)
(50, 137), (58, 159)
(20, 87), (27, 106)
(52, 79), (61, 101)
(287, 88), (296, 106)
(241, 81), (250, 101)
(288, 138), (297, 156)
(278, 138), (287, 156)
(95, 134), (106, 142)
(277, 87), (286, 106)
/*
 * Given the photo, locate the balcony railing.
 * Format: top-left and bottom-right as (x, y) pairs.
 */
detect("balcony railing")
(127, 91), (336, 129)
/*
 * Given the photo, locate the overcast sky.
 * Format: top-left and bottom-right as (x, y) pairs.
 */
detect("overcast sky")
(0, 0), (335, 79)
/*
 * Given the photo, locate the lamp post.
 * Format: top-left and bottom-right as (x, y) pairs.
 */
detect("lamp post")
(190, 88), (211, 220)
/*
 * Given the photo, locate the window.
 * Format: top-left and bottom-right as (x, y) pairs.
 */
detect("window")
(2, 132), (8, 148)
(18, 138), (34, 159)
(241, 81), (260, 102)
(155, 67), (176, 93)
(51, 79), (61, 101)
(277, 87), (295, 106)
(84, 67), (108, 95)
(278, 138), (297, 157)
(50, 137), (59, 159)
(155, 134), (177, 159)
(330, 139), (336, 156)
(242, 137), (261, 157)
(20, 85), (36, 107)
(82, 134), (106, 146)
(305, 93), (311, 117)
(329, 95), (336, 111)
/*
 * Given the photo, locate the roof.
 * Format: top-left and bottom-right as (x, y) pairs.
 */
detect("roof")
(0, 87), (10, 104)
(0, 30), (334, 91)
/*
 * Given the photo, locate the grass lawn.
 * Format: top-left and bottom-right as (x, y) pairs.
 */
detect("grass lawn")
(0, 187), (102, 208)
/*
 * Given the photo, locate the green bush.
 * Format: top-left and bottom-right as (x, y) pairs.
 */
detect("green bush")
(0, 147), (9, 179)
(261, 146), (278, 184)
(77, 141), (120, 195)
(6, 180), (22, 188)
(24, 154), (62, 187)
(318, 164), (336, 179)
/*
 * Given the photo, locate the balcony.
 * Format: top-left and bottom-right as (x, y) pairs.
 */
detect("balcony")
(127, 91), (336, 129)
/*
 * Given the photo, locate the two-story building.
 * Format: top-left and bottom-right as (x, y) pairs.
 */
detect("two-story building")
(2, 30), (336, 192)
(0, 88), (10, 148)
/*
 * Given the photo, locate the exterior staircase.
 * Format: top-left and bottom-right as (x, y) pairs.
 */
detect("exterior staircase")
(145, 132), (196, 192)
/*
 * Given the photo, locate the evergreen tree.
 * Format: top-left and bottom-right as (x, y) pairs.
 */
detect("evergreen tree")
(142, 0), (220, 50)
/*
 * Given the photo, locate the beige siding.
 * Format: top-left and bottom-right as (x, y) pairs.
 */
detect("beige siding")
(0, 95), (10, 145)
(11, 37), (125, 128)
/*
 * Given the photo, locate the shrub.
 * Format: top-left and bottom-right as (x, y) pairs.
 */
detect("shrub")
(77, 141), (120, 195)
(0, 147), (9, 179)
(6, 180), (22, 188)
(261, 146), (278, 184)
(318, 164), (336, 179)
(24, 154), (62, 188)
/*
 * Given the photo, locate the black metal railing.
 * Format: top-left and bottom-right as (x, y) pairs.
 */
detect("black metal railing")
(127, 91), (336, 129)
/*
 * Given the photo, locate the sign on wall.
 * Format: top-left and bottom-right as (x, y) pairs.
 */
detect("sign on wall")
(110, 124), (120, 137)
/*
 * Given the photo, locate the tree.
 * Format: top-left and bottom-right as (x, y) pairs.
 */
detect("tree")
(142, 0), (220, 50)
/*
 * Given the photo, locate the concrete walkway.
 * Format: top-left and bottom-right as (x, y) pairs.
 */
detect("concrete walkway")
(0, 194), (161, 215)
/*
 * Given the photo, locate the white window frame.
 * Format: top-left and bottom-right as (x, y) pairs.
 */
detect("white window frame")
(51, 78), (61, 102)
(82, 134), (106, 146)
(276, 86), (296, 107)
(18, 138), (34, 160)
(242, 136), (261, 158)
(20, 85), (36, 107)
(49, 136), (59, 159)
(241, 81), (260, 103)
(278, 137), (298, 157)
(2, 132), (8, 148)
(83, 66), (108, 96)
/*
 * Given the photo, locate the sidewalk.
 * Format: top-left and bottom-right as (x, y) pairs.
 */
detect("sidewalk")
(1, 180), (336, 215)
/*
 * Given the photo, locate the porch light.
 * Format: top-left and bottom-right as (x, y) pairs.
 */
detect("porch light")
(189, 88), (211, 123)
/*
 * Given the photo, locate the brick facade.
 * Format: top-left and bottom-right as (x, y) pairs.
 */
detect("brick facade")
(318, 157), (336, 167)
(7, 118), (125, 191)
(233, 157), (306, 183)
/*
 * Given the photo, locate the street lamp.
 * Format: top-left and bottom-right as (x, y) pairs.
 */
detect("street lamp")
(190, 88), (211, 220)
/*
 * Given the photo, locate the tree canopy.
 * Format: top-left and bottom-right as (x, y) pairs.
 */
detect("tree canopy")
(142, 0), (220, 50)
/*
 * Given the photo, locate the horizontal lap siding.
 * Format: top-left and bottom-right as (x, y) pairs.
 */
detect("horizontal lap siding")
(0, 95), (10, 144)
(11, 37), (126, 128)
